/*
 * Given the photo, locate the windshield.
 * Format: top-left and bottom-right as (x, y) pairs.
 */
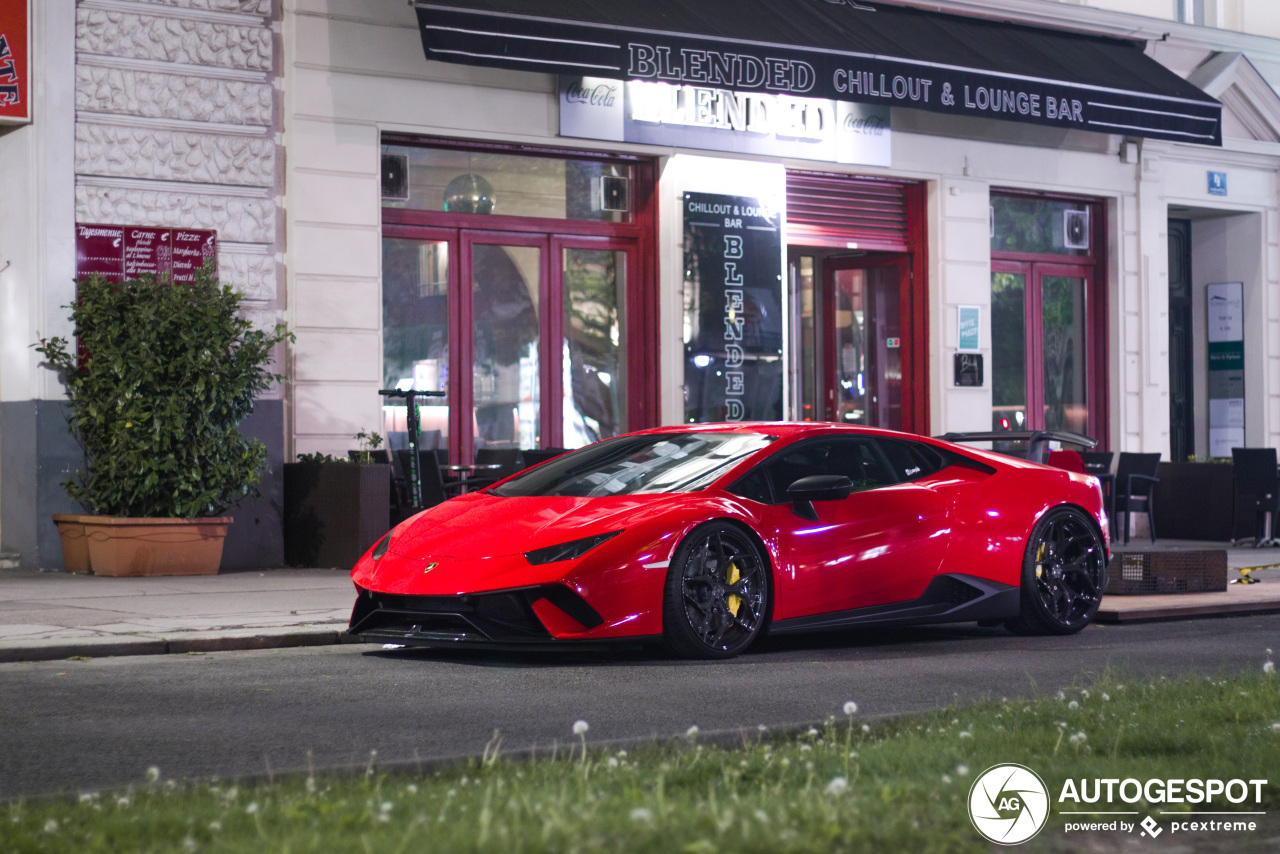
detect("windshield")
(490, 433), (776, 497)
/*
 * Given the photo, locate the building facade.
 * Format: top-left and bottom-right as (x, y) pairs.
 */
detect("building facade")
(2, 0), (1279, 568)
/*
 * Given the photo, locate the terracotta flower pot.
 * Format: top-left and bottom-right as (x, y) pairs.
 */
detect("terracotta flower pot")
(52, 514), (96, 574)
(80, 517), (232, 577)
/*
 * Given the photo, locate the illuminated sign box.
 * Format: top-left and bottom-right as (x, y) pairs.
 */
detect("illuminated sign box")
(560, 77), (890, 167)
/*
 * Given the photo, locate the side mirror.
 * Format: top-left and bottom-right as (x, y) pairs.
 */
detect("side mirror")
(787, 475), (854, 521)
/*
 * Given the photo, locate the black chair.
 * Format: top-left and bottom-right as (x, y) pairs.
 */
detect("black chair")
(395, 448), (465, 511)
(1231, 448), (1280, 547)
(1114, 452), (1161, 545)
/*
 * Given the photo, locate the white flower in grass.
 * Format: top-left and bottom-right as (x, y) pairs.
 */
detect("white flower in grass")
(607, 756), (619, 768)
(826, 776), (848, 796)
(209, 821), (222, 832)
(1102, 693), (1111, 702)
(245, 802), (259, 815)
(116, 797), (131, 808)
(799, 743), (812, 752)
(686, 725), (700, 739)
(1270, 722), (1280, 734)
(79, 792), (97, 803)
(941, 774), (953, 784)
(806, 727), (819, 737)
(182, 835), (197, 853)
(572, 720), (589, 735)
(1265, 661), (1275, 675)
(861, 724), (871, 734)
(956, 764), (969, 777)
(843, 701), (858, 716)
(1068, 700), (1079, 710)
(630, 807), (652, 822)
(1081, 690), (1090, 699)
(1069, 731), (1087, 746)
(1055, 690), (1066, 701)
(145, 766), (161, 783)
(754, 809), (769, 823)
(959, 730), (973, 739)
(43, 819), (58, 833)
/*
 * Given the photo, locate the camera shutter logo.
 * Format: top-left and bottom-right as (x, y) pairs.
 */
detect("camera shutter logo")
(968, 763), (1051, 845)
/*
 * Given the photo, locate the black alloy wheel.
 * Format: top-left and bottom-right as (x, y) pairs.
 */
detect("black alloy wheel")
(1008, 506), (1107, 635)
(662, 522), (770, 659)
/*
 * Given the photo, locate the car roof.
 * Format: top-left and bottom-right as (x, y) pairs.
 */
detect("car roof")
(627, 422), (927, 442)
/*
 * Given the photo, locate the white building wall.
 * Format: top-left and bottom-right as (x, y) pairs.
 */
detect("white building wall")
(280, 0), (1280, 460)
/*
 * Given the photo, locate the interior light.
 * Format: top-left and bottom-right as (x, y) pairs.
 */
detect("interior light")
(693, 355), (712, 368)
(396, 378), (414, 391)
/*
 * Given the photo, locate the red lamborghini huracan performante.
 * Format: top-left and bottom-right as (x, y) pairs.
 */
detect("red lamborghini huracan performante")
(348, 424), (1110, 659)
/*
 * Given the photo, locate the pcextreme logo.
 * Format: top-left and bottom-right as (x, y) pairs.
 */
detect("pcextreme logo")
(968, 764), (1051, 845)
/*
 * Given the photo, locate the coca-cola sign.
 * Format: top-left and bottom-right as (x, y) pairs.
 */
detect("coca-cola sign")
(560, 76), (890, 167)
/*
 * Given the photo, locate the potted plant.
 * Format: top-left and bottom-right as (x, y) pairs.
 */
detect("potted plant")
(282, 430), (391, 568)
(35, 269), (291, 576)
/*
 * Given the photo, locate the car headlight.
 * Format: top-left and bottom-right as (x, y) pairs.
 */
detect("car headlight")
(524, 530), (622, 565)
(371, 532), (392, 560)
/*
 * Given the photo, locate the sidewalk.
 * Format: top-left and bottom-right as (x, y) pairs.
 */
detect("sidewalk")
(0, 567), (355, 663)
(1, 541), (1278, 664)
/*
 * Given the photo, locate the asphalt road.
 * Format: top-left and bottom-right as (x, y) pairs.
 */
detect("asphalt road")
(2, 615), (1278, 801)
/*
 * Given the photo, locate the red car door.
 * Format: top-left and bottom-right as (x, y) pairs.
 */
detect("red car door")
(750, 436), (953, 621)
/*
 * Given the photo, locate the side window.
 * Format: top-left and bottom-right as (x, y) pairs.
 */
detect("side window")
(877, 438), (946, 482)
(727, 467), (773, 504)
(761, 437), (898, 501)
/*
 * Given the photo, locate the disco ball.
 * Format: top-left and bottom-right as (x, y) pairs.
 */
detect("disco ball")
(443, 173), (494, 215)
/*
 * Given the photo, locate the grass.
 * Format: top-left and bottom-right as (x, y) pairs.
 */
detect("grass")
(5, 668), (1279, 853)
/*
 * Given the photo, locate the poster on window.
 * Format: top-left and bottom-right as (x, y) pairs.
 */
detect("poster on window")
(1206, 281), (1244, 458)
(682, 192), (783, 423)
(75, 224), (218, 283)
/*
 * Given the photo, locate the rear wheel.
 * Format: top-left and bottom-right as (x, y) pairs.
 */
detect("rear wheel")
(1007, 506), (1106, 635)
(662, 522), (769, 659)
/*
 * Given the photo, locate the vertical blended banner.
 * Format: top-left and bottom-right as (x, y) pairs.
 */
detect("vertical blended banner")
(682, 192), (783, 423)
(0, 0), (29, 125)
(1206, 282), (1244, 458)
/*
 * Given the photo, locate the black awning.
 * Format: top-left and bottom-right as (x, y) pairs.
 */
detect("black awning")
(413, 0), (1221, 145)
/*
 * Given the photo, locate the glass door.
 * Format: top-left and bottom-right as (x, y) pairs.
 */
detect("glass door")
(991, 261), (1091, 434)
(823, 255), (910, 429)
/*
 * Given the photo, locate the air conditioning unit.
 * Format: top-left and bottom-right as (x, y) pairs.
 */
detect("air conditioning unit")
(1063, 209), (1089, 250)
(381, 154), (409, 201)
(599, 175), (630, 212)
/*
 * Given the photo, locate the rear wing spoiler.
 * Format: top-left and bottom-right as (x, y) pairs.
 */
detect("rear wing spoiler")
(935, 430), (1097, 464)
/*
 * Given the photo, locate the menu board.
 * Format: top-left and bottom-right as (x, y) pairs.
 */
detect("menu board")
(75, 224), (217, 283)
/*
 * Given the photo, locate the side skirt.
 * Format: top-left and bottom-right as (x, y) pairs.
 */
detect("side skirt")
(768, 574), (1020, 635)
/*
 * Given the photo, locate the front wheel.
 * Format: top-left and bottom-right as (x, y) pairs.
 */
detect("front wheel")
(662, 522), (770, 659)
(1007, 506), (1106, 635)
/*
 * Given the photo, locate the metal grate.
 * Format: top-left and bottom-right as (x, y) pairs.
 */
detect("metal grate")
(1104, 550), (1227, 595)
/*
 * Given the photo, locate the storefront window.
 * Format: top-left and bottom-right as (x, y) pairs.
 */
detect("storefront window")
(990, 196), (1090, 258)
(472, 243), (541, 451)
(563, 248), (627, 446)
(382, 144), (632, 223)
(382, 236), (450, 449)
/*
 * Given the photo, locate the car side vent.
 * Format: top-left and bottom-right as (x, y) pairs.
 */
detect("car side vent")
(933, 576), (984, 606)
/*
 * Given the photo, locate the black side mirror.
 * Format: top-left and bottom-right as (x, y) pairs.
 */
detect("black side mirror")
(787, 475), (854, 521)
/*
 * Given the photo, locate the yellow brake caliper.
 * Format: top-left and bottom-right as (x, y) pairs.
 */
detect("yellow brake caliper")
(1035, 543), (1046, 579)
(726, 562), (742, 616)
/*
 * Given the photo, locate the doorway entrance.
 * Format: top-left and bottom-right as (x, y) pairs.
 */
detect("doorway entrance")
(788, 248), (916, 431)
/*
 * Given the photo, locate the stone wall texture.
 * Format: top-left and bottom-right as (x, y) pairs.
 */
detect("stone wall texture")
(74, 0), (282, 312)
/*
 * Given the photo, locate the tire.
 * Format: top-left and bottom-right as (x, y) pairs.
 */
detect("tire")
(662, 521), (770, 659)
(1007, 506), (1107, 635)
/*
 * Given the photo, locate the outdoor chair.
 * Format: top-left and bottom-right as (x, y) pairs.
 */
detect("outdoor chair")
(1079, 451), (1114, 475)
(395, 448), (466, 511)
(1114, 452), (1161, 545)
(1231, 447), (1280, 547)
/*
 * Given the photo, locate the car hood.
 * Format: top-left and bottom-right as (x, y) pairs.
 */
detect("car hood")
(388, 492), (686, 559)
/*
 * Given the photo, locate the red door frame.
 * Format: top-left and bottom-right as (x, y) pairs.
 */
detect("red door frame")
(784, 177), (928, 433)
(822, 254), (913, 430)
(381, 140), (659, 461)
(989, 192), (1109, 446)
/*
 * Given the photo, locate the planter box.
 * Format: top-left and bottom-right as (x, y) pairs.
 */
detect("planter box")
(1151, 462), (1252, 541)
(52, 514), (96, 574)
(283, 462), (390, 569)
(81, 517), (231, 577)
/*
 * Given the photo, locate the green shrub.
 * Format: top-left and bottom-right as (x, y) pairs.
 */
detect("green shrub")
(35, 269), (292, 518)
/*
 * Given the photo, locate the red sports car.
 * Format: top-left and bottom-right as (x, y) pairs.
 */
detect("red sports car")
(348, 423), (1110, 659)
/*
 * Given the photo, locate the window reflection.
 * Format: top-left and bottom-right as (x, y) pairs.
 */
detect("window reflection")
(563, 248), (626, 447)
(473, 244), (540, 451)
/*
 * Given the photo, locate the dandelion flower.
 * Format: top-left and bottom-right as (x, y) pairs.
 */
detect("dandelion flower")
(1265, 661), (1275, 675)
(145, 766), (161, 783)
(43, 819), (58, 833)
(861, 724), (871, 734)
(806, 727), (819, 737)
(1081, 690), (1090, 699)
(208, 821), (222, 832)
(116, 797), (131, 808)
(79, 792), (97, 803)
(959, 730), (973, 739)
(941, 774), (953, 784)
(1271, 722), (1280, 734)
(1069, 731), (1087, 746)
(799, 743), (812, 752)
(607, 757), (619, 768)
(826, 776), (848, 796)
(1102, 693), (1111, 702)
(630, 807), (653, 822)
(1068, 700), (1079, 710)
(246, 802), (259, 815)
(843, 701), (858, 716)
(754, 809), (769, 823)
(956, 764), (969, 776)
(686, 725), (700, 739)
(1055, 690), (1066, 701)
(572, 719), (589, 735)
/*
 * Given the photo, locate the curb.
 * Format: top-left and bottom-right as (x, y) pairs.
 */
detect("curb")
(0, 628), (364, 664)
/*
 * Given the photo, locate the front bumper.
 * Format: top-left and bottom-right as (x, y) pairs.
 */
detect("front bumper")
(347, 584), (610, 648)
